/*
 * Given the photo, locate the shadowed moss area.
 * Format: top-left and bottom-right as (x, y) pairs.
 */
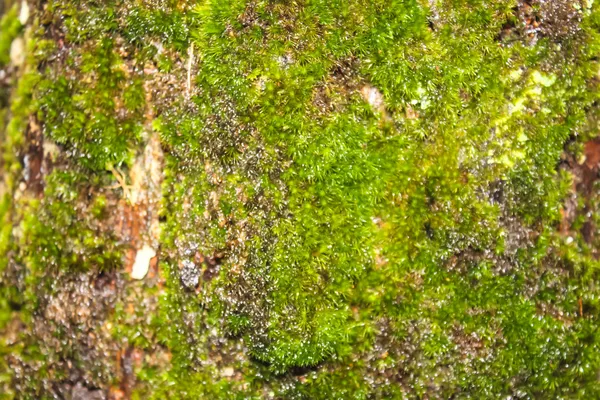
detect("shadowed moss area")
(3, 0), (600, 398)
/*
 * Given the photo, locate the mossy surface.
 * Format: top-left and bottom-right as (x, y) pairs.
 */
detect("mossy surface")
(0, 4), (22, 67)
(2, 0), (600, 398)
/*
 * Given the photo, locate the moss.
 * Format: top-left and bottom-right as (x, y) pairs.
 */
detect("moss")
(23, 170), (123, 271)
(0, 29), (42, 310)
(36, 38), (144, 171)
(4, 0), (600, 397)
(0, 16), (42, 400)
(0, 5), (22, 67)
(155, 0), (600, 395)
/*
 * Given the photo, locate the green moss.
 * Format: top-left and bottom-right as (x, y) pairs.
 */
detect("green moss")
(0, 17), (42, 400)
(20, 171), (124, 285)
(37, 37), (143, 171)
(0, 5), (22, 67)
(154, 0), (600, 395)
(123, 7), (193, 52)
(5, 0), (600, 397)
(0, 33), (42, 307)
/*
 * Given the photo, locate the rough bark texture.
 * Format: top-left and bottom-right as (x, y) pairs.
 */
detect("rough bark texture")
(2, 0), (600, 398)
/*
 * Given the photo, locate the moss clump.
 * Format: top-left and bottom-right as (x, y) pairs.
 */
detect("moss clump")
(0, 5), (22, 67)
(20, 170), (124, 275)
(36, 37), (144, 171)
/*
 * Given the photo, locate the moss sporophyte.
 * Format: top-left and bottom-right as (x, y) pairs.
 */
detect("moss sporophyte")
(1, 0), (600, 398)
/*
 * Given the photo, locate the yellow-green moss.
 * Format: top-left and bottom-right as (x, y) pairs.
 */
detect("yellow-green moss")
(0, 5), (22, 67)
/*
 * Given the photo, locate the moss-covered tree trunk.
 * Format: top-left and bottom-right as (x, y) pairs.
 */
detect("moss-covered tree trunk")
(2, 0), (600, 398)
